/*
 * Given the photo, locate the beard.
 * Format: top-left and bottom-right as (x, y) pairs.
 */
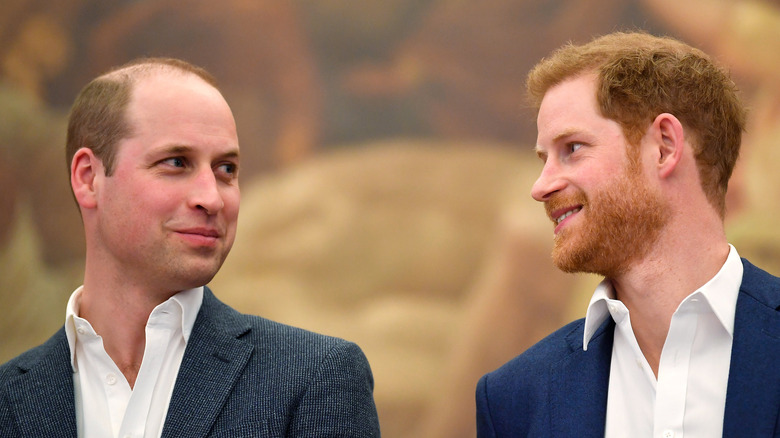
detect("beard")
(546, 165), (669, 278)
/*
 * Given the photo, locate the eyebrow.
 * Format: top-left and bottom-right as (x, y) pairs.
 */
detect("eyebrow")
(154, 144), (240, 160)
(535, 127), (584, 161)
(217, 149), (240, 161)
(551, 128), (580, 144)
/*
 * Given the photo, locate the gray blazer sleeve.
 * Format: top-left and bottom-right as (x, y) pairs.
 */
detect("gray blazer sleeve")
(287, 340), (380, 437)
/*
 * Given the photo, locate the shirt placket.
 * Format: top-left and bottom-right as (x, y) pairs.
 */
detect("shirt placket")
(653, 302), (698, 438)
(117, 306), (179, 438)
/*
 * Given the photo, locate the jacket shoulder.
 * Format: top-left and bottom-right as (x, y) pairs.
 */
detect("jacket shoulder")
(0, 328), (68, 382)
(196, 289), (380, 436)
(476, 319), (587, 437)
(246, 312), (369, 367)
(488, 318), (586, 383)
(478, 318), (587, 408)
(204, 292), (360, 359)
(740, 258), (780, 310)
(0, 329), (73, 437)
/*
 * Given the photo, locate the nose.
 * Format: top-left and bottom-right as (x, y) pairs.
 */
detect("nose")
(190, 169), (224, 215)
(530, 160), (566, 202)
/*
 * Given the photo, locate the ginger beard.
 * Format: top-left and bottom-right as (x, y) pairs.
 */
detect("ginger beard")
(546, 159), (669, 278)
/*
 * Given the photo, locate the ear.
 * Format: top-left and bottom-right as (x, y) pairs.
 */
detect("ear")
(70, 148), (102, 209)
(650, 113), (685, 179)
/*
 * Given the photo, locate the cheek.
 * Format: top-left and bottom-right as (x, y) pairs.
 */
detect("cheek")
(577, 175), (610, 196)
(139, 189), (180, 212)
(583, 160), (633, 189)
(223, 189), (240, 222)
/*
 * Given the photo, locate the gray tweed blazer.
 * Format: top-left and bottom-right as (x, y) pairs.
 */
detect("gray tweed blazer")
(0, 287), (381, 437)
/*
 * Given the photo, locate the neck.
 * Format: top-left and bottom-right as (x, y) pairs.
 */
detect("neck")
(79, 267), (178, 388)
(608, 214), (729, 376)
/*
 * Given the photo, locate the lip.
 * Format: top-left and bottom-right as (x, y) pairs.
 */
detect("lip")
(549, 205), (582, 234)
(174, 227), (222, 246)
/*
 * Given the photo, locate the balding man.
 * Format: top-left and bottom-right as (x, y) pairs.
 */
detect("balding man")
(0, 58), (380, 437)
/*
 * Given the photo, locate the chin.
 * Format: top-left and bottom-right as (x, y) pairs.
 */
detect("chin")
(169, 265), (221, 290)
(552, 239), (611, 276)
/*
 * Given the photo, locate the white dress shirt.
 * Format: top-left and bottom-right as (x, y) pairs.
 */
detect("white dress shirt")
(65, 286), (203, 438)
(583, 245), (743, 438)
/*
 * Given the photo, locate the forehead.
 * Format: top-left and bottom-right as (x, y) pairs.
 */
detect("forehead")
(537, 74), (599, 136)
(535, 74), (624, 153)
(122, 72), (239, 153)
(128, 72), (230, 121)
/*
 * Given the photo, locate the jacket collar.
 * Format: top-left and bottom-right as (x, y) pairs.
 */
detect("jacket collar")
(549, 317), (614, 437)
(160, 287), (255, 438)
(722, 259), (780, 437)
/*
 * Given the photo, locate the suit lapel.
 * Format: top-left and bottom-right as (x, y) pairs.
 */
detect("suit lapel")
(723, 260), (780, 438)
(8, 329), (77, 437)
(161, 289), (254, 438)
(550, 319), (614, 437)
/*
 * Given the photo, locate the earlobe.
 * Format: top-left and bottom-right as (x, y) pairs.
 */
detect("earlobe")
(70, 148), (101, 209)
(653, 113), (685, 179)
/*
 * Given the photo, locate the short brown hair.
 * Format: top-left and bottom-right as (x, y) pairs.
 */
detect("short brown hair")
(527, 32), (746, 217)
(65, 57), (219, 177)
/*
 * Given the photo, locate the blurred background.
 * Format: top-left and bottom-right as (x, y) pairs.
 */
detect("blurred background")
(1, 0), (779, 436)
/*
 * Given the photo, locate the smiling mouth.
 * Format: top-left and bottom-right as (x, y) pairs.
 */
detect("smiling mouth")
(555, 207), (582, 224)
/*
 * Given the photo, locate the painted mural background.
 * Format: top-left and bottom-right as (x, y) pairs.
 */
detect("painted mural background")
(2, 1), (779, 436)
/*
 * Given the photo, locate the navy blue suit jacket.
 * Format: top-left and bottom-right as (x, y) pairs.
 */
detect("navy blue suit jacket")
(0, 287), (380, 437)
(476, 259), (780, 437)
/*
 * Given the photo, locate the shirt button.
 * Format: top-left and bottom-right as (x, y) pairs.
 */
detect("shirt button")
(662, 430), (674, 438)
(106, 373), (117, 385)
(76, 326), (86, 335)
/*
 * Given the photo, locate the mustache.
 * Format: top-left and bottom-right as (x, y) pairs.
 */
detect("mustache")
(545, 192), (587, 221)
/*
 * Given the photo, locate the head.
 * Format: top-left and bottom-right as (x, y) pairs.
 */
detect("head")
(527, 31), (746, 218)
(531, 73), (670, 277)
(69, 58), (240, 294)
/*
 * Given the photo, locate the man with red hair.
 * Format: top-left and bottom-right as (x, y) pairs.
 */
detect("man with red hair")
(476, 32), (779, 437)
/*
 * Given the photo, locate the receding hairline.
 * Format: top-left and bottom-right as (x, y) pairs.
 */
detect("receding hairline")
(64, 57), (224, 180)
(97, 57), (220, 90)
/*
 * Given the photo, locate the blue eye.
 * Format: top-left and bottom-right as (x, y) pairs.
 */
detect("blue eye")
(164, 157), (186, 167)
(218, 162), (237, 175)
(215, 162), (239, 182)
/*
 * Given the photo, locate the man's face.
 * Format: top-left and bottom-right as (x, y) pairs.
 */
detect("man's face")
(531, 74), (668, 277)
(92, 72), (240, 294)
